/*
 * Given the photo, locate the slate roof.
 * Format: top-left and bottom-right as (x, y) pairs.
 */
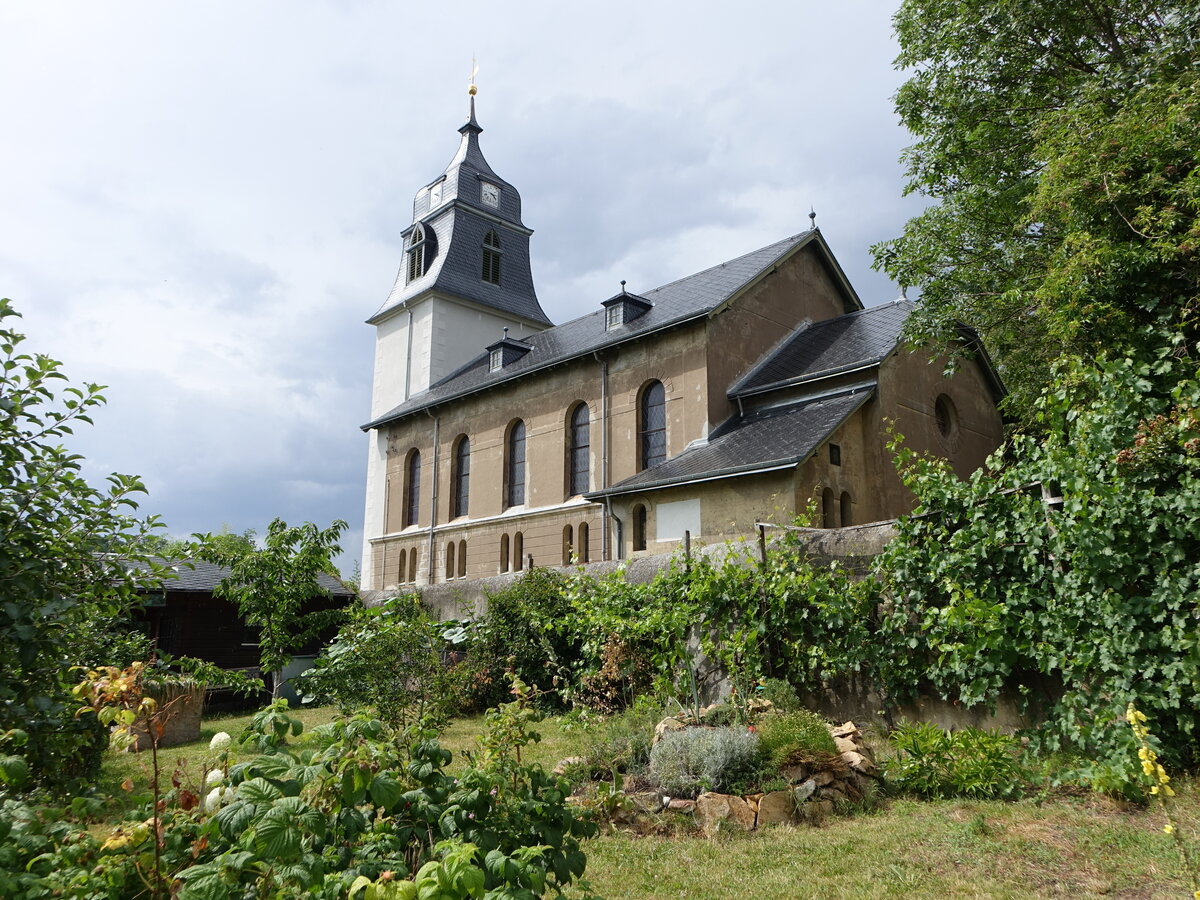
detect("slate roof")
(135, 559), (353, 597)
(730, 299), (913, 398)
(586, 384), (875, 497)
(365, 228), (854, 429)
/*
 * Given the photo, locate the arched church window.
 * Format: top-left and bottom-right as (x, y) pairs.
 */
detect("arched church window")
(406, 225), (426, 284)
(638, 381), (666, 470)
(404, 449), (421, 527)
(821, 488), (835, 529)
(568, 402), (590, 496)
(500, 534), (510, 574)
(505, 420), (526, 508)
(632, 504), (648, 551)
(562, 524), (573, 566)
(578, 522), (590, 563)
(482, 229), (501, 285)
(513, 532), (524, 571)
(452, 435), (470, 518)
(458, 540), (467, 578)
(445, 541), (455, 580)
(840, 491), (853, 527)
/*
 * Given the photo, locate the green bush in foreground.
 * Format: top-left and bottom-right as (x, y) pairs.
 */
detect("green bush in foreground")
(885, 721), (1027, 800)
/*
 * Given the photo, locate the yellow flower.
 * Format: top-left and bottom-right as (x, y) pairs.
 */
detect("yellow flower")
(1138, 747), (1151, 760)
(1151, 786), (1159, 795)
(1162, 784), (1176, 797)
(1143, 760), (1157, 776)
(1164, 824), (1175, 835)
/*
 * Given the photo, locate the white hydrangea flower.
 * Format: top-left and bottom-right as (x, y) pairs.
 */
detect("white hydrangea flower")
(205, 769), (224, 787)
(209, 732), (232, 751)
(203, 786), (224, 813)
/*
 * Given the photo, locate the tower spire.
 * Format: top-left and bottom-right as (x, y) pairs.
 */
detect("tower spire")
(464, 56), (481, 132)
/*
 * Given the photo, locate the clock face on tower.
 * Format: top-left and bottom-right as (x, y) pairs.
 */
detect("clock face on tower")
(481, 182), (500, 208)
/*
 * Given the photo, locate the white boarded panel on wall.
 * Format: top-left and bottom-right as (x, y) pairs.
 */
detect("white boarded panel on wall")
(656, 499), (701, 542)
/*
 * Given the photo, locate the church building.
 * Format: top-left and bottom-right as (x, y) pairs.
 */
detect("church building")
(360, 95), (1005, 592)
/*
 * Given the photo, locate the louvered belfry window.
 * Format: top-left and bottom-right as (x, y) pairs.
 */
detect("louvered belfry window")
(406, 226), (425, 284)
(639, 381), (666, 470)
(506, 420), (526, 507)
(569, 403), (590, 495)
(482, 229), (501, 284)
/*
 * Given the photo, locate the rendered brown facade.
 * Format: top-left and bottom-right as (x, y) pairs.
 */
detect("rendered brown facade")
(361, 105), (1006, 592)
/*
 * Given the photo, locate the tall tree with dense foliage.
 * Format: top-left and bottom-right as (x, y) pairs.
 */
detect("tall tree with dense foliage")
(0, 299), (165, 790)
(874, 0), (1199, 413)
(202, 517), (348, 697)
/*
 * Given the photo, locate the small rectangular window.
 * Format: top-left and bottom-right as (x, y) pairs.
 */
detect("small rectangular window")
(829, 443), (842, 466)
(489, 349), (503, 372)
(606, 304), (623, 330)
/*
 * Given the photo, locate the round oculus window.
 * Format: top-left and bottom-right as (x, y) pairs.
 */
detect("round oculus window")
(934, 394), (958, 440)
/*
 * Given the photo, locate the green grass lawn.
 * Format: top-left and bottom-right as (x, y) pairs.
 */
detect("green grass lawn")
(98, 708), (1200, 899)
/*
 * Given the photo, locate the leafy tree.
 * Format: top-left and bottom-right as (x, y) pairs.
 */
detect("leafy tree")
(201, 517), (349, 697)
(874, 0), (1200, 414)
(0, 298), (166, 790)
(140, 523), (257, 561)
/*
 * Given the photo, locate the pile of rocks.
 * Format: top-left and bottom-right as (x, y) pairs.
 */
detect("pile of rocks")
(680, 721), (879, 833)
(562, 719), (880, 834)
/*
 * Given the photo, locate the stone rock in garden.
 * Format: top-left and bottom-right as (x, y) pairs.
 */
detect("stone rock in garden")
(817, 786), (846, 803)
(653, 717), (686, 744)
(667, 798), (697, 812)
(793, 779), (817, 802)
(812, 770), (836, 787)
(834, 736), (859, 754)
(840, 750), (877, 775)
(747, 697), (774, 715)
(780, 763), (809, 782)
(756, 790), (796, 827)
(695, 792), (756, 833)
(552, 756), (586, 776)
(829, 721), (859, 740)
(795, 799), (833, 824)
(839, 777), (864, 801)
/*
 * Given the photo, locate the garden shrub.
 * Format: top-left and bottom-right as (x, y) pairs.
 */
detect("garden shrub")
(298, 595), (466, 732)
(648, 726), (760, 798)
(757, 677), (803, 713)
(572, 698), (667, 778)
(885, 720), (1027, 800)
(755, 709), (839, 770)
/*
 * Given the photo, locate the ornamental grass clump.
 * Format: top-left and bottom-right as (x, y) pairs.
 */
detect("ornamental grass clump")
(648, 726), (760, 798)
(755, 709), (839, 771)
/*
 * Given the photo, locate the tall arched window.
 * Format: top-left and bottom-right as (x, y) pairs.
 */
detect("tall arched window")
(840, 491), (853, 527)
(506, 420), (526, 508)
(403, 449), (421, 527)
(632, 504), (648, 551)
(452, 435), (470, 518)
(408, 548), (418, 583)
(578, 522), (590, 563)
(482, 229), (501, 285)
(500, 534), (510, 574)
(458, 540), (467, 578)
(398, 548), (407, 584)
(406, 225), (426, 284)
(513, 532), (524, 571)
(562, 525), (574, 566)
(445, 541), (456, 580)
(821, 488), (836, 528)
(568, 402), (590, 496)
(639, 381), (666, 470)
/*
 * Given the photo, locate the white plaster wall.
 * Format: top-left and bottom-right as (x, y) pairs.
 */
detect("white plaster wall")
(656, 498), (701, 542)
(428, 298), (543, 385)
(360, 428), (390, 590)
(370, 310), (411, 418)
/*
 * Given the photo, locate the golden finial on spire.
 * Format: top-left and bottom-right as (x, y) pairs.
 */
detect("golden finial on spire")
(468, 55), (479, 96)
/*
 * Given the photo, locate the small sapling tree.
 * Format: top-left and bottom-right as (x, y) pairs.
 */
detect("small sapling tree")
(201, 517), (348, 698)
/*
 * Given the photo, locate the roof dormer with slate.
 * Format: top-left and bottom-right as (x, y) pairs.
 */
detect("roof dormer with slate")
(369, 96), (552, 328)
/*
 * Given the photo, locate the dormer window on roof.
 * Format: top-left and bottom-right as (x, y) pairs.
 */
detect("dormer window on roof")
(486, 329), (531, 372)
(482, 229), (501, 285)
(406, 225), (427, 284)
(601, 282), (652, 331)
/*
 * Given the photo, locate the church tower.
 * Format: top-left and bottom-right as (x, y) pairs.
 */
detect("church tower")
(363, 87), (551, 581)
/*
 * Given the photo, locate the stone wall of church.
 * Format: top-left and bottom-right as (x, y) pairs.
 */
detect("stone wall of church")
(367, 318), (714, 590)
(704, 242), (857, 428)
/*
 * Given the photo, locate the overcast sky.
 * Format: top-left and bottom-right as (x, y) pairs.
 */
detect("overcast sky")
(1, 1), (924, 575)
